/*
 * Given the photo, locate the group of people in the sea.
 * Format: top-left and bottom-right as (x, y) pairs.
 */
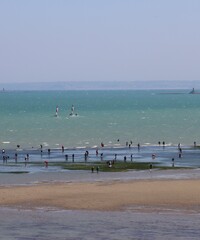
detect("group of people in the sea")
(1, 140), (199, 170)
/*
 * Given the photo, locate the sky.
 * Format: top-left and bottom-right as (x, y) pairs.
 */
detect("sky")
(0, 0), (200, 84)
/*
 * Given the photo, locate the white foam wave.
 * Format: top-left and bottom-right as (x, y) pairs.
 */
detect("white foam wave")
(92, 145), (98, 148)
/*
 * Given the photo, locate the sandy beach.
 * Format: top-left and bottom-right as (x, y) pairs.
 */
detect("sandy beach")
(0, 178), (200, 211)
(1, 171), (200, 239)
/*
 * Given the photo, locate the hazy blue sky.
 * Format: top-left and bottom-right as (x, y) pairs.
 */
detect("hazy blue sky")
(0, 0), (200, 83)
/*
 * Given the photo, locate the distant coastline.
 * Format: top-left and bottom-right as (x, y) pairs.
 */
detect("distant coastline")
(0, 80), (200, 91)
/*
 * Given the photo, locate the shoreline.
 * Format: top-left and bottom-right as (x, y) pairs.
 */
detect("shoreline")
(0, 143), (197, 151)
(0, 168), (200, 186)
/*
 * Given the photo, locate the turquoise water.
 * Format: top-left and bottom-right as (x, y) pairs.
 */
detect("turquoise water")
(0, 90), (200, 149)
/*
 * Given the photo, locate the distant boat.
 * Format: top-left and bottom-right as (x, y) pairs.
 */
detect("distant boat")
(1, 88), (6, 93)
(189, 88), (195, 94)
(189, 88), (200, 94)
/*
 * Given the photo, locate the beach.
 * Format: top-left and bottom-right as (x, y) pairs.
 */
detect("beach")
(0, 172), (200, 212)
(1, 169), (200, 239)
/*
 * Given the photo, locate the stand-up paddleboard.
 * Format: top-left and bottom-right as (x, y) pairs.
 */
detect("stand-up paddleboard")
(69, 105), (78, 117)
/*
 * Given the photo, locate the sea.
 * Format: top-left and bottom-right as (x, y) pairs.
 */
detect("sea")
(1, 89), (200, 240)
(1, 89), (200, 149)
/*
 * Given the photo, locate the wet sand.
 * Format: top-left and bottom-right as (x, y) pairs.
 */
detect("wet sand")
(0, 178), (200, 211)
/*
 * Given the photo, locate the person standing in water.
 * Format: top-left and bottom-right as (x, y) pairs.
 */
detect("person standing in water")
(71, 105), (75, 113)
(69, 104), (78, 116)
(55, 105), (59, 117)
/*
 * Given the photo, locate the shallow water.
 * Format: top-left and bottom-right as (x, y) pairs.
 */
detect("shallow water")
(0, 208), (200, 240)
(1, 145), (200, 174)
(0, 167), (200, 187)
